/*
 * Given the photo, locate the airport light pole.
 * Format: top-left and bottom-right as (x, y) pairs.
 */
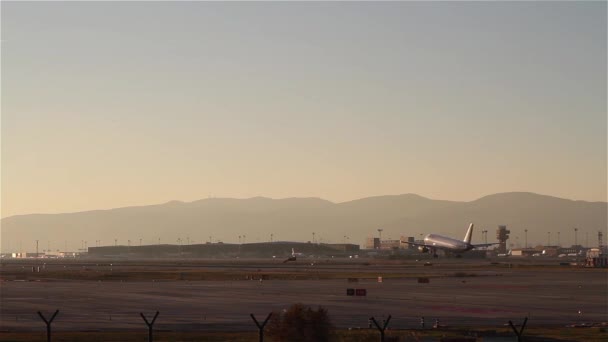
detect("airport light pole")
(574, 228), (578, 246)
(547, 232), (551, 246)
(482, 230), (488, 244)
(524, 229), (528, 248)
(312, 232), (315, 244)
(270, 233), (273, 243)
(114, 238), (118, 247)
(557, 231), (560, 246)
(36, 240), (39, 257)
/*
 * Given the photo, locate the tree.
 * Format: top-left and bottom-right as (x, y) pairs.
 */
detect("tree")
(267, 303), (334, 341)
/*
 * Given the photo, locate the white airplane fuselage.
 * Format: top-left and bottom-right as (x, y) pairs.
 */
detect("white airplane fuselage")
(423, 233), (473, 253)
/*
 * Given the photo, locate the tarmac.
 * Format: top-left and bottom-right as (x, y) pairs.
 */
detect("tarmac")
(1, 258), (606, 332)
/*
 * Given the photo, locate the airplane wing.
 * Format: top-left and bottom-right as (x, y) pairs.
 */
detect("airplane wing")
(400, 240), (428, 248)
(472, 243), (499, 248)
(283, 256), (297, 263)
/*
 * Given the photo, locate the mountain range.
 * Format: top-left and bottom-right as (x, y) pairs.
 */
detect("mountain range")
(1, 192), (606, 253)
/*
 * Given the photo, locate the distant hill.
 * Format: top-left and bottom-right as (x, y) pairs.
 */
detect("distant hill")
(1, 192), (606, 253)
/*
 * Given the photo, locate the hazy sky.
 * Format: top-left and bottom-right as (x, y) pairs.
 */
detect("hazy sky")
(1, 2), (606, 218)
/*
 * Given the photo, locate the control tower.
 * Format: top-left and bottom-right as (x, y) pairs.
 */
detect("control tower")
(496, 225), (510, 254)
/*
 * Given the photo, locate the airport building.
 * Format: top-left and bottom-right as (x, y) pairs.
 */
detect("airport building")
(496, 225), (510, 254)
(365, 237), (407, 250)
(365, 237), (380, 249)
(378, 239), (401, 250)
(87, 241), (359, 259)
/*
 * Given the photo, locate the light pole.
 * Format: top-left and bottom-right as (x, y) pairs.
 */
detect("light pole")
(557, 231), (560, 246)
(114, 238), (118, 247)
(574, 228), (578, 246)
(524, 229), (528, 248)
(547, 232), (551, 246)
(312, 232), (315, 244)
(482, 230), (488, 245)
(270, 233), (273, 243)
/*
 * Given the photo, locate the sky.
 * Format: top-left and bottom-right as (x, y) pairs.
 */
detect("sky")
(1, 1), (606, 218)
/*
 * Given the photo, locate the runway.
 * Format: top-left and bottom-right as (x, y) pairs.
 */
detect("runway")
(1, 258), (606, 332)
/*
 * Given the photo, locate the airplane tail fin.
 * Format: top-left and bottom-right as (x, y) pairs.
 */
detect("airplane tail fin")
(292, 248), (295, 256)
(463, 223), (474, 244)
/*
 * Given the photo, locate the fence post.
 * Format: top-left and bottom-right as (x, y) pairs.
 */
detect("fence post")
(37, 310), (59, 342)
(508, 317), (528, 342)
(370, 315), (391, 342)
(140, 311), (159, 342)
(251, 313), (272, 342)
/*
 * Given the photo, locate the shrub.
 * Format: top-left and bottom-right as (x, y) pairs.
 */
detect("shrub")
(267, 303), (334, 341)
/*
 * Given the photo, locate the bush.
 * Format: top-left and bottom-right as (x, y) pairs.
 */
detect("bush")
(267, 303), (334, 342)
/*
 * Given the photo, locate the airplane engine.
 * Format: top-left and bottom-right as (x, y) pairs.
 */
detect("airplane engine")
(418, 246), (430, 253)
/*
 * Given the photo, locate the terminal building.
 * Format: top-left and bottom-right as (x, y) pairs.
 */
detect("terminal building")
(87, 241), (359, 259)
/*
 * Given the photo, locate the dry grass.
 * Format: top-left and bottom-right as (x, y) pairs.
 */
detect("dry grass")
(0, 327), (606, 342)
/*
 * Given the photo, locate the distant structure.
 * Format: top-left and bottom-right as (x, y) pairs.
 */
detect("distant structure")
(366, 237), (380, 249)
(405, 236), (416, 250)
(496, 225), (510, 254)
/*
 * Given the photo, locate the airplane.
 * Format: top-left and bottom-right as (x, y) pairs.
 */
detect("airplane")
(283, 248), (304, 263)
(401, 223), (497, 258)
